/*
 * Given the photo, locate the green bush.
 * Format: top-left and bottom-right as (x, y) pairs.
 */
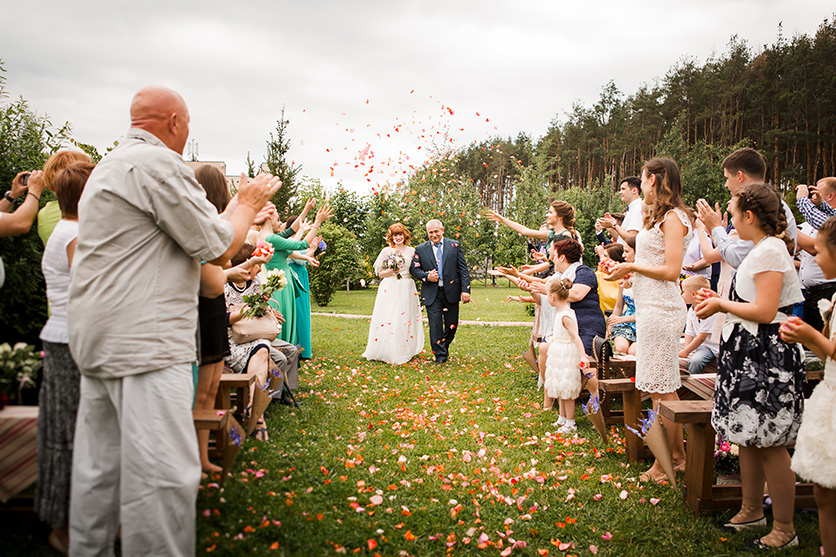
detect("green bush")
(0, 64), (71, 345)
(308, 223), (363, 306)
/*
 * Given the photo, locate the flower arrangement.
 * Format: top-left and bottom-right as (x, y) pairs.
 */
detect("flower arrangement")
(714, 434), (740, 476)
(0, 342), (43, 406)
(381, 252), (406, 279)
(241, 268), (288, 318)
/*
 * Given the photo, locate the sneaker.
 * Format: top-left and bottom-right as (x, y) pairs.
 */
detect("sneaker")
(558, 423), (577, 435)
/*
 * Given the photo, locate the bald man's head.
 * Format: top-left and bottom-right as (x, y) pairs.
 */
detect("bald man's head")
(130, 86), (190, 154)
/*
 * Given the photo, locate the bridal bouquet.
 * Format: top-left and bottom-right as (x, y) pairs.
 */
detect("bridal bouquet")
(241, 268), (288, 318)
(381, 252), (406, 279)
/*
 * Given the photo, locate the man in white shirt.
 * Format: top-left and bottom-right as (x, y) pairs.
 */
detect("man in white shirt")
(597, 176), (642, 245)
(68, 86), (280, 556)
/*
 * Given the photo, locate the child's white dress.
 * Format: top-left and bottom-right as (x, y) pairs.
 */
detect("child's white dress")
(544, 308), (583, 399)
(791, 294), (836, 489)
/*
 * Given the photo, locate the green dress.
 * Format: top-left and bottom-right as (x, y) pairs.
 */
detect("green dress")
(265, 234), (309, 345)
(289, 255), (312, 358)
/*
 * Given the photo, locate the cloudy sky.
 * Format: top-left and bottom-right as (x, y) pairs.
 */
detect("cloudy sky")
(2, 1), (833, 192)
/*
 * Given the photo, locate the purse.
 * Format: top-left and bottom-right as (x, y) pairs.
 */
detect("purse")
(230, 306), (281, 344)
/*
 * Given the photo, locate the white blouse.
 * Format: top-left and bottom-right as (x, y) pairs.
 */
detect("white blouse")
(723, 236), (803, 340)
(40, 219), (78, 343)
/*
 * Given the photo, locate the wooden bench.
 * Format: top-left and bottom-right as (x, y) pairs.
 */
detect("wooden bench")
(658, 400), (816, 516)
(598, 377), (650, 462)
(194, 409), (230, 459)
(599, 368), (823, 462)
(215, 373), (257, 422)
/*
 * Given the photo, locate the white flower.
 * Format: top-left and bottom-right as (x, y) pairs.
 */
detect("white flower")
(13, 342), (28, 352)
(0, 343), (10, 354)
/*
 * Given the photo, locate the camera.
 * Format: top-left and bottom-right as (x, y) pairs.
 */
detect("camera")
(21, 172), (31, 187)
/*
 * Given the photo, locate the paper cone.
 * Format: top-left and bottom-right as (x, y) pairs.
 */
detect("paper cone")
(246, 378), (272, 437)
(266, 364), (285, 400)
(588, 407), (609, 445)
(644, 416), (677, 489)
(221, 414), (245, 484)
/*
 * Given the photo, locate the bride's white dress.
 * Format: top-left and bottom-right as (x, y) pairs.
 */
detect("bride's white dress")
(362, 246), (425, 364)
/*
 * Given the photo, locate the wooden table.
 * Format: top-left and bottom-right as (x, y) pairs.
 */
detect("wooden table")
(0, 406), (39, 503)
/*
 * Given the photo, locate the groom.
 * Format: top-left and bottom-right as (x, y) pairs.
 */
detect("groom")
(410, 219), (471, 363)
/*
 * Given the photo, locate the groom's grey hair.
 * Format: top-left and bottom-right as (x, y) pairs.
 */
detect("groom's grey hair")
(426, 219), (443, 229)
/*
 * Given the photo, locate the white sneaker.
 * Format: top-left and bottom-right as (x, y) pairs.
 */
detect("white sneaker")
(558, 423), (577, 435)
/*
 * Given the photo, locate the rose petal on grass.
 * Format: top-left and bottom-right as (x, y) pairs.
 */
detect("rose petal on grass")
(619, 490), (629, 500)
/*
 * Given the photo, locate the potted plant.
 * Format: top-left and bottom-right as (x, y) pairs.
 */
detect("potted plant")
(0, 342), (43, 408)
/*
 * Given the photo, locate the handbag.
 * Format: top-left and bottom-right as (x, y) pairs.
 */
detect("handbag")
(230, 306), (281, 344)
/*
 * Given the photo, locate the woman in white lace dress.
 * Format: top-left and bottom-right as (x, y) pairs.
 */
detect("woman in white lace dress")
(363, 223), (425, 365)
(606, 158), (691, 483)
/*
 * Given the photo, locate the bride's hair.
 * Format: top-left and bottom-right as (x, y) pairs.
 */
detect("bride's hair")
(386, 223), (412, 246)
(548, 276), (573, 302)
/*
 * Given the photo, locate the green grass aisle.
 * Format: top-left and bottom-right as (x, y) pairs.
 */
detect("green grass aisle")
(195, 312), (820, 556)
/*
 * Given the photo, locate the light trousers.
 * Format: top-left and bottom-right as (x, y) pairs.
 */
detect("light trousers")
(69, 364), (200, 557)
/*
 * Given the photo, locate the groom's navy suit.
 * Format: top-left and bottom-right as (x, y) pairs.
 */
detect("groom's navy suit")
(410, 237), (470, 363)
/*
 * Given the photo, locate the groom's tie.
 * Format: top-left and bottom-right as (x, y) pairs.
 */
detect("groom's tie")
(434, 242), (443, 283)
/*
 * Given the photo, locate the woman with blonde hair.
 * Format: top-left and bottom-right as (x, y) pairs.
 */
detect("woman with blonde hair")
(39, 150), (92, 244)
(363, 222), (425, 364)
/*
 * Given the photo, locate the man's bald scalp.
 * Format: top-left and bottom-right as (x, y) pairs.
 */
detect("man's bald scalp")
(130, 85), (187, 125)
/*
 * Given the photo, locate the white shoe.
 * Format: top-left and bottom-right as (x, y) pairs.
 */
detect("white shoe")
(558, 423), (577, 435)
(537, 375), (543, 391)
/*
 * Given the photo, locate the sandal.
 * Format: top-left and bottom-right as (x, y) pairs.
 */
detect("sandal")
(720, 516), (766, 532)
(253, 418), (269, 441)
(639, 468), (669, 484)
(747, 532), (798, 550)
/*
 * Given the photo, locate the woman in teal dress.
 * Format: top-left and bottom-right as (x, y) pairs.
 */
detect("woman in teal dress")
(261, 203), (331, 346)
(286, 216), (322, 359)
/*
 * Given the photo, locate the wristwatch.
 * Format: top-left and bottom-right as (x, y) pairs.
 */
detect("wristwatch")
(3, 191), (18, 203)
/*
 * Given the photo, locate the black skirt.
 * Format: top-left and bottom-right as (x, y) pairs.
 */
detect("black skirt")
(198, 295), (230, 365)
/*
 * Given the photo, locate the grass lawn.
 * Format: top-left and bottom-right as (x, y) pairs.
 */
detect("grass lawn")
(189, 311), (819, 556)
(315, 283), (535, 324)
(1, 293), (820, 556)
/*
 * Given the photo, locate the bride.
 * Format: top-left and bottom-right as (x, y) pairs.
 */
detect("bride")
(362, 223), (425, 364)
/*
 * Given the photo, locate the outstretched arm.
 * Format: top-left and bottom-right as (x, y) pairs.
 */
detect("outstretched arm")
(486, 210), (548, 240)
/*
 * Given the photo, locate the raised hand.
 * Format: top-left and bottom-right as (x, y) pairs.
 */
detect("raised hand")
(485, 210), (504, 223)
(315, 203), (334, 224)
(696, 198), (723, 232)
(238, 173), (281, 211)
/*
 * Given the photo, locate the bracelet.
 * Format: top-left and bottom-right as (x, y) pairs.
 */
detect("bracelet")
(27, 191), (41, 202)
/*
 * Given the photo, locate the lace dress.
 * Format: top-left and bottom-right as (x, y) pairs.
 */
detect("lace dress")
(544, 309), (583, 399)
(792, 294), (836, 488)
(712, 236), (805, 447)
(362, 246), (425, 365)
(632, 209), (691, 393)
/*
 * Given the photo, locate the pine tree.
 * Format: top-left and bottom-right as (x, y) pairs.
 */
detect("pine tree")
(264, 106), (301, 216)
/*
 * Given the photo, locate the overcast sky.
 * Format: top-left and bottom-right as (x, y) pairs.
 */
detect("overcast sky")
(2, 1), (833, 192)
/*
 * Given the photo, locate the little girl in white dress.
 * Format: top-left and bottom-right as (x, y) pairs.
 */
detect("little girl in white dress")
(779, 217), (836, 556)
(544, 277), (590, 435)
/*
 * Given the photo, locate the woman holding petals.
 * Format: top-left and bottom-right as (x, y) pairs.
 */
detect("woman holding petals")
(363, 223), (425, 364)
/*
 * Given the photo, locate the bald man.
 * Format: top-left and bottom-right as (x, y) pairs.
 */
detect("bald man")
(67, 86), (280, 556)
